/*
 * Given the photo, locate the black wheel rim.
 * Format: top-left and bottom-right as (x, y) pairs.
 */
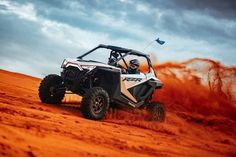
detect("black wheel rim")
(49, 86), (55, 96)
(153, 106), (164, 121)
(92, 96), (105, 114)
(49, 84), (64, 97)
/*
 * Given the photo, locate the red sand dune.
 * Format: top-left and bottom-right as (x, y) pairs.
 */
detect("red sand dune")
(0, 58), (236, 157)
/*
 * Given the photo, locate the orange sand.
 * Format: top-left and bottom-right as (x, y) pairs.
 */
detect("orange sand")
(0, 59), (236, 157)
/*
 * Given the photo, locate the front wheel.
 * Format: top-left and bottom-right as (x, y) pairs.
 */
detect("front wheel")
(147, 102), (166, 122)
(81, 87), (109, 120)
(38, 74), (65, 104)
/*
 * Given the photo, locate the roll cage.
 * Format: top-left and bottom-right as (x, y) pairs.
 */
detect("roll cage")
(77, 44), (153, 70)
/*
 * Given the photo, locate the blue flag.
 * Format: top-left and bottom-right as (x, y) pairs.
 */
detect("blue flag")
(155, 38), (165, 45)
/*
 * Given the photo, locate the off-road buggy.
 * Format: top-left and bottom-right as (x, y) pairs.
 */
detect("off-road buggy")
(38, 44), (165, 121)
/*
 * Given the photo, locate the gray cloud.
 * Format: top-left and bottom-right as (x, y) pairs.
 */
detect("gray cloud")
(0, 0), (235, 78)
(145, 0), (236, 20)
(0, 12), (81, 77)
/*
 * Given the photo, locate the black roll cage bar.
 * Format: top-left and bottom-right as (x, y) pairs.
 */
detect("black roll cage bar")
(77, 44), (153, 69)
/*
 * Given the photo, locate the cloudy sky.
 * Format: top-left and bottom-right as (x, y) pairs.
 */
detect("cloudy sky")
(0, 0), (235, 77)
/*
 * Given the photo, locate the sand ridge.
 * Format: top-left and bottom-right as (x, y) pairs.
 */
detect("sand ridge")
(0, 69), (236, 157)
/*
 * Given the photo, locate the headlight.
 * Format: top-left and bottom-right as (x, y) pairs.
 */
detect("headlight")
(81, 65), (96, 71)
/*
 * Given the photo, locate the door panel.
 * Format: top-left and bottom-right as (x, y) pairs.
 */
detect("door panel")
(120, 73), (147, 102)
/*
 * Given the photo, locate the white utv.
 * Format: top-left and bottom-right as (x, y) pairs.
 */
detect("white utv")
(38, 44), (165, 121)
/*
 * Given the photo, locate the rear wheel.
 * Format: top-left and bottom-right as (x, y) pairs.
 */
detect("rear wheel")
(147, 102), (165, 122)
(81, 87), (109, 120)
(39, 74), (65, 104)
